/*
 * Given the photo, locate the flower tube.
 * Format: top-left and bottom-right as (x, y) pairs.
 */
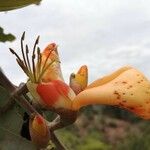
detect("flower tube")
(72, 66), (150, 119)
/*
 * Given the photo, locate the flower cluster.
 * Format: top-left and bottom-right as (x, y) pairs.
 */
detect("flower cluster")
(10, 32), (150, 148)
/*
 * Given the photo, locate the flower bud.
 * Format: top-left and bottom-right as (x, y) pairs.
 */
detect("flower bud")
(70, 65), (88, 95)
(29, 114), (50, 148)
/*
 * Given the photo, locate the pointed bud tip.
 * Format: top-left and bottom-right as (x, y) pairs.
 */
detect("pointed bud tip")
(77, 65), (88, 74)
(51, 43), (56, 47)
(35, 115), (44, 125)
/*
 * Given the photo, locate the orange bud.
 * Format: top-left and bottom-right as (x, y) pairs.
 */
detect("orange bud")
(70, 65), (88, 95)
(29, 114), (50, 148)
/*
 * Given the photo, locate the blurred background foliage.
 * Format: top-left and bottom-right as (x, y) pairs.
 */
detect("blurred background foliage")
(57, 106), (150, 150)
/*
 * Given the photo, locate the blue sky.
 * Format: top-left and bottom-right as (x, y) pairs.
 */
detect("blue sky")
(1, 0), (150, 85)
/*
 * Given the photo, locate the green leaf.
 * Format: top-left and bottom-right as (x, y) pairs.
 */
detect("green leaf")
(0, 27), (15, 43)
(0, 0), (41, 12)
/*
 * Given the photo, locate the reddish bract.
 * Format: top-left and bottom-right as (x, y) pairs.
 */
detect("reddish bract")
(37, 80), (69, 106)
(35, 115), (44, 125)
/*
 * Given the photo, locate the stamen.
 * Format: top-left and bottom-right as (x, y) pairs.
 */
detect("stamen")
(40, 45), (57, 77)
(36, 47), (42, 82)
(10, 47), (31, 79)
(32, 36), (40, 82)
(9, 48), (22, 63)
(16, 58), (28, 75)
(10, 33), (57, 83)
(21, 32), (28, 70)
(25, 45), (31, 72)
(32, 35), (40, 56)
(38, 60), (56, 82)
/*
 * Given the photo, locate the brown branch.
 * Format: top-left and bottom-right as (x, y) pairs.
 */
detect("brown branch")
(48, 109), (78, 131)
(0, 69), (38, 115)
(0, 97), (15, 114)
(50, 131), (66, 150)
(0, 68), (15, 92)
(48, 111), (77, 150)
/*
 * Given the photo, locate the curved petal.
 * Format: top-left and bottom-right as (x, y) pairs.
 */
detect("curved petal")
(37, 80), (75, 109)
(27, 80), (76, 110)
(70, 65), (88, 94)
(72, 66), (150, 119)
(87, 66), (131, 89)
(40, 43), (64, 82)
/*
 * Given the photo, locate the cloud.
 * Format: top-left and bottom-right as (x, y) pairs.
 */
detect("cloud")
(1, 0), (150, 85)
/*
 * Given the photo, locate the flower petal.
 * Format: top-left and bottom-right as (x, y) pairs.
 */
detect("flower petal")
(70, 65), (88, 95)
(40, 43), (64, 82)
(72, 66), (150, 119)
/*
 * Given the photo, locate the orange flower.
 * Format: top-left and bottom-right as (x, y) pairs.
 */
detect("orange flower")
(10, 33), (150, 119)
(26, 42), (76, 109)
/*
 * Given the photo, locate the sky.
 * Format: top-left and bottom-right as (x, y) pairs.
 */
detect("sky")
(1, 0), (150, 85)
